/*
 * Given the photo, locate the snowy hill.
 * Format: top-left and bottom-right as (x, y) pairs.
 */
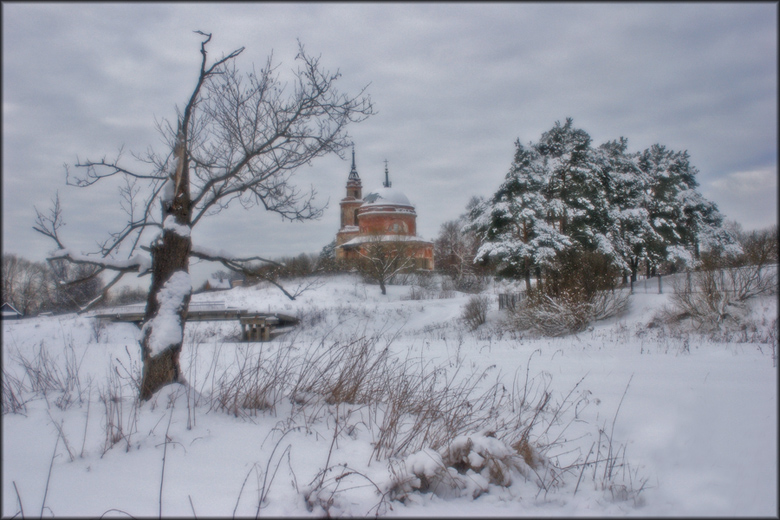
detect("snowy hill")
(2, 274), (777, 517)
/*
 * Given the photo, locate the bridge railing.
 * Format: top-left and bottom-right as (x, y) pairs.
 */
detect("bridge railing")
(92, 300), (229, 316)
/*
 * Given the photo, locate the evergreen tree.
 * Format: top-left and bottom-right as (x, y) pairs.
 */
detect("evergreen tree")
(638, 144), (738, 273)
(595, 138), (657, 282)
(469, 119), (737, 288)
(468, 139), (571, 290)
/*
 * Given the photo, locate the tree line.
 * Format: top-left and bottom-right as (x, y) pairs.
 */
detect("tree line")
(2, 253), (151, 316)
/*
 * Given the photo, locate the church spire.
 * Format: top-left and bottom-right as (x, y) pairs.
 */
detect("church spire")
(345, 143), (362, 200)
(383, 159), (392, 188)
(348, 144), (360, 182)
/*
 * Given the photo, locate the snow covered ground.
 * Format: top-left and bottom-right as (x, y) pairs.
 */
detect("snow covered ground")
(2, 274), (777, 517)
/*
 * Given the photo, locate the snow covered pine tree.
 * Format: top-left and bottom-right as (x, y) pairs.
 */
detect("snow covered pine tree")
(468, 119), (738, 290)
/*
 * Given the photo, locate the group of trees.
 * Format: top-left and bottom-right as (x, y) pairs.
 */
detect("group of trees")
(466, 118), (740, 292)
(2, 253), (152, 316)
(2, 253), (103, 315)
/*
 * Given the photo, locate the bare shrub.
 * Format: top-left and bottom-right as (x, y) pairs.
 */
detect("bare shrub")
(452, 275), (488, 294)
(438, 277), (457, 299)
(461, 294), (490, 330)
(90, 318), (107, 343)
(590, 288), (632, 322)
(1, 367), (29, 415)
(292, 336), (389, 406)
(371, 361), (485, 461)
(211, 344), (294, 417)
(511, 287), (630, 337)
(11, 340), (90, 410)
(98, 366), (139, 455)
(513, 289), (592, 336)
(14, 341), (65, 396)
(508, 250), (628, 336)
(296, 306), (327, 328)
(406, 285), (430, 301)
(567, 376), (649, 506)
(670, 264), (778, 331)
(194, 327), (644, 508)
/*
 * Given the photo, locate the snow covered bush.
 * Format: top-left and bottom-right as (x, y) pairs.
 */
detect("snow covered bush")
(387, 432), (543, 501)
(441, 432), (535, 486)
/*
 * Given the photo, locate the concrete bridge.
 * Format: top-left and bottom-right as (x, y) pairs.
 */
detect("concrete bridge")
(90, 301), (298, 342)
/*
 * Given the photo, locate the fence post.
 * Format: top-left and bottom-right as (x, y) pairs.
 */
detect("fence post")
(658, 275), (662, 294)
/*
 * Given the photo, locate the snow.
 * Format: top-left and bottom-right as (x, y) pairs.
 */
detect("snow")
(2, 274), (777, 517)
(340, 234), (433, 247)
(163, 215), (191, 238)
(141, 270), (191, 356)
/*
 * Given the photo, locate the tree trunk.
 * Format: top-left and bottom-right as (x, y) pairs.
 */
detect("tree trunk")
(139, 130), (192, 401)
(139, 230), (191, 400)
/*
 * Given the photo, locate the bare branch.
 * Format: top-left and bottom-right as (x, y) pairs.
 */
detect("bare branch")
(189, 245), (313, 300)
(32, 193), (66, 250)
(186, 42), (372, 223)
(48, 248), (151, 276)
(189, 244), (281, 267)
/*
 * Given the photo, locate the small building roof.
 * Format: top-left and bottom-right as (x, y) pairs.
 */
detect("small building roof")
(2, 302), (23, 317)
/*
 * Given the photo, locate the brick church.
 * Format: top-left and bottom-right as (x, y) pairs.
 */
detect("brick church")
(335, 147), (434, 270)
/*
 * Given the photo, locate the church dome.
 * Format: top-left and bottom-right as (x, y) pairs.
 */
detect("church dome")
(362, 186), (414, 208)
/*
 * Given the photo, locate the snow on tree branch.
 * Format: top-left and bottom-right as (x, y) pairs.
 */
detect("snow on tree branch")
(48, 248), (152, 275)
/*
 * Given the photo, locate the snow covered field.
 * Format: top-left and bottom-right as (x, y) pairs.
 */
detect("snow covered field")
(2, 274), (777, 517)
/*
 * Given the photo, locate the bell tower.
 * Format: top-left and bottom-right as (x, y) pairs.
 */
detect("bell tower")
(337, 145), (363, 246)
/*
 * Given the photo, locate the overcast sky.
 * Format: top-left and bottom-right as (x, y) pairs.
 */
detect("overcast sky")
(3, 3), (777, 287)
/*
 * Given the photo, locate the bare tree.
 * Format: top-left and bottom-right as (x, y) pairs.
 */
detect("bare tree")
(352, 234), (418, 295)
(433, 218), (486, 291)
(33, 32), (373, 400)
